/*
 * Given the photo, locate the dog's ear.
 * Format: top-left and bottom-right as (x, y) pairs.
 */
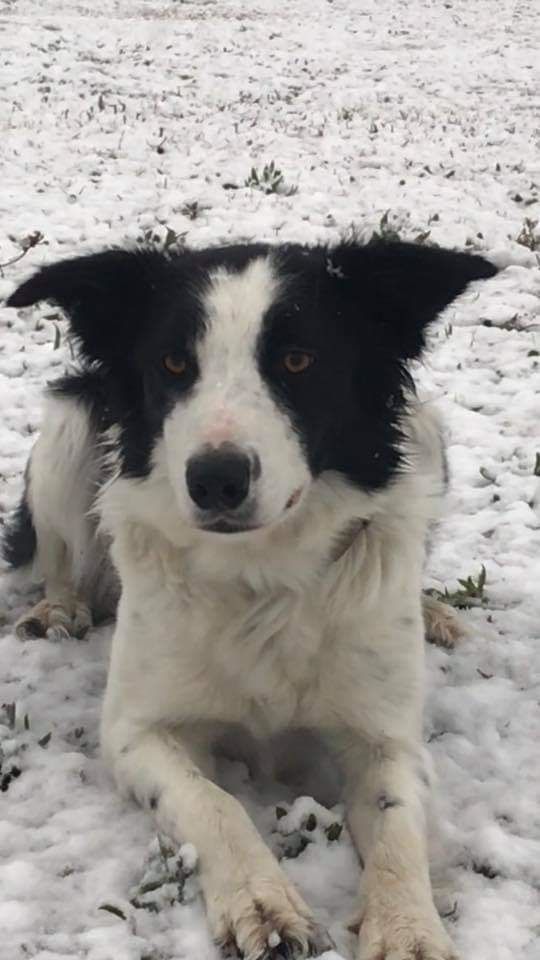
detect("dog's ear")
(6, 249), (168, 368)
(327, 241), (498, 359)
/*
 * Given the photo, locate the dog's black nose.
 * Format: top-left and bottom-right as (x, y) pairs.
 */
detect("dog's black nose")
(186, 449), (251, 512)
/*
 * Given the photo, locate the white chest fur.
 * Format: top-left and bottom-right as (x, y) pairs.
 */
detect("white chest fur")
(101, 403), (443, 749)
(104, 505), (427, 751)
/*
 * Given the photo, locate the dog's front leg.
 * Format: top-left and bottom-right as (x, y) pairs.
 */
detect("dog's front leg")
(342, 739), (458, 960)
(103, 718), (328, 959)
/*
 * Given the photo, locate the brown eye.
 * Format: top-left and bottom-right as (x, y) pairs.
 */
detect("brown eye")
(163, 355), (187, 376)
(283, 351), (314, 374)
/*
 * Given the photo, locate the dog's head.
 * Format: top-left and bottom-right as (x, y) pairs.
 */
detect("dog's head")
(8, 241), (496, 534)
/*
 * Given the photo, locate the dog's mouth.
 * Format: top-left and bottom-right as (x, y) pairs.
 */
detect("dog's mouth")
(195, 487), (305, 536)
(198, 517), (260, 535)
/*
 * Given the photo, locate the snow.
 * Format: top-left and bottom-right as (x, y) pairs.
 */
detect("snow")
(0, 0), (539, 958)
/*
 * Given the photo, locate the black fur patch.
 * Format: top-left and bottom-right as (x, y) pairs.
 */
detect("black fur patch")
(2, 481), (37, 568)
(258, 242), (496, 488)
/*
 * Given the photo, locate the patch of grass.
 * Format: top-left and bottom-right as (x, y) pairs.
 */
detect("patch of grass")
(425, 565), (488, 610)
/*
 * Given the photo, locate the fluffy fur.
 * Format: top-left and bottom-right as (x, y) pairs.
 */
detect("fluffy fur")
(3, 239), (497, 960)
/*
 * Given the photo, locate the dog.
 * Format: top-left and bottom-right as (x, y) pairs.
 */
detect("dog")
(3, 239), (497, 960)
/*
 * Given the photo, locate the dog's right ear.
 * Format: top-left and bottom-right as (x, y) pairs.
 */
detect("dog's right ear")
(7, 249), (168, 368)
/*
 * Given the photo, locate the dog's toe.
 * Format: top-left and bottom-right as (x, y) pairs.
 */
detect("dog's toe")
(15, 598), (92, 641)
(211, 874), (323, 960)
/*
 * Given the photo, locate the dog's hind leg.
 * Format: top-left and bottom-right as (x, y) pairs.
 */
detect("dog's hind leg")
(5, 393), (102, 641)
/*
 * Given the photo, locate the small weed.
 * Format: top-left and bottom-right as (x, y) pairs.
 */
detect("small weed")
(2, 702), (16, 729)
(472, 860), (499, 880)
(440, 901), (459, 922)
(369, 210), (402, 244)
(516, 217), (539, 251)
(426, 566), (488, 610)
(137, 225), (187, 252)
(1, 761), (21, 792)
(245, 161), (297, 196)
(273, 803), (343, 859)
(0, 704), (23, 792)
(282, 835), (309, 859)
(99, 903), (127, 921)
(479, 466), (496, 483)
(0, 231), (46, 276)
(180, 201), (201, 221)
(325, 822), (343, 842)
(534, 452), (540, 477)
(129, 838), (197, 914)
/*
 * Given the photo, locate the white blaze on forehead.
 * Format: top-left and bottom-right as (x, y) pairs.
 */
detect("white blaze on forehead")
(194, 255), (282, 443)
(199, 256), (280, 372)
(160, 253), (312, 527)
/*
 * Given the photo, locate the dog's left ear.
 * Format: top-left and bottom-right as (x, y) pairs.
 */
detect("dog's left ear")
(328, 241), (498, 359)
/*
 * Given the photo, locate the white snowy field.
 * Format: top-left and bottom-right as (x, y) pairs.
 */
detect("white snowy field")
(0, 0), (539, 958)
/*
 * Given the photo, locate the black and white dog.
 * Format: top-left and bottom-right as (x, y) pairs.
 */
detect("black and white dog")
(4, 240), (496, 960)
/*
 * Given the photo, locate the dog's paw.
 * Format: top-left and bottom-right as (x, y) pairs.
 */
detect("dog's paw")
(356, 900), (459, 960)
(208, 874), (331, 960)
(422, 595), (466, 649)
(15, 598), (92, 641)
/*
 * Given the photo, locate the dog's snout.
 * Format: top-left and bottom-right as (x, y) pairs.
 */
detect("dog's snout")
(186, 448), (251, 512)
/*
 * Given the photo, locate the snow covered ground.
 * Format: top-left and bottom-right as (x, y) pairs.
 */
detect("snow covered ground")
(0, 0), (539, 957)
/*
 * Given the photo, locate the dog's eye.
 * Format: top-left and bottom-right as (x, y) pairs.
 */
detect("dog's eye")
(163, 354), (188, 376)
(282, 351), (315, 374)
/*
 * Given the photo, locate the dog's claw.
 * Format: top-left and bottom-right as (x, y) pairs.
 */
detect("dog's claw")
(258, 925), (333, 959)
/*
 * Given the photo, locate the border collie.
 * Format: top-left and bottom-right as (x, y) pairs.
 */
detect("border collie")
(3, 240), (497, 960)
